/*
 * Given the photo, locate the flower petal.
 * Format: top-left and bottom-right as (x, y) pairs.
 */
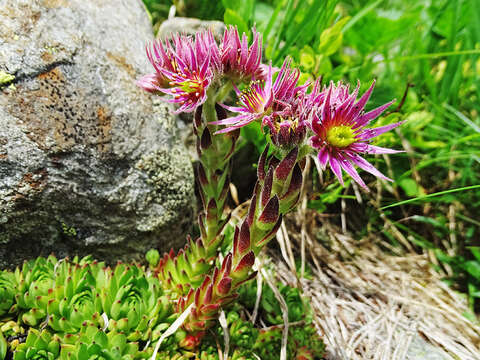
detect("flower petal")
(210, 114), (252, 125)
(365, 145), (405, 154)
(347, 80), (375, 120)
(349, 154), (392, 181)
(354, 99), (395, 128)
(214, 117), (256, 134)
(359, 121), (404, 140)
(329, 155), (344, 186)
(317, 146), (329, 169)
(338, 154), (367, 189)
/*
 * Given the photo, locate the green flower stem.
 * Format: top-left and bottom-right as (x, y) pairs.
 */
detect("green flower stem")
(203, 87), (218, 128)
(155, 84), (240, 296)
(215, 80), (234, 104)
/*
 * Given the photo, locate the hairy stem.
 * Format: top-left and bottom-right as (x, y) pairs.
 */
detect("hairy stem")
(155, 85), (239, 296)
(178, 145), (305, 335)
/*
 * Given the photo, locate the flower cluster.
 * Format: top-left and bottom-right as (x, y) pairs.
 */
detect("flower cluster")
(136, 26), (403, 349)
(138, 26), (402, 189)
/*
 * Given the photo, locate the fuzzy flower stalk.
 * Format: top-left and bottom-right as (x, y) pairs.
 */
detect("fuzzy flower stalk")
(177, 144), (304, 336)
(138, 28), (263, 296)
(138, 26), (403, 347)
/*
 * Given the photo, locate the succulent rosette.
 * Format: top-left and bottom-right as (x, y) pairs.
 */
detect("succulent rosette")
(14, 256), (57, 327)
(253, 324), (325, 360)
(96, 262), (174, 342)
(0, 330), (6, 360)
(260, 284), (306, 325)
(12, 329), (61, 360)
(226, 311), (258, 350)
(0, 270), (16, 317)
(45, 258), (104, 333)
(0, 320), (25, 354)
(60, 323), (139, 360)
(309, 81), (403, 189)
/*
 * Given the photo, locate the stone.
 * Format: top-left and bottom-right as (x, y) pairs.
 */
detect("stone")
(157, 17), (226, 40)
(406, 335), (448, 360)
(0, 0), (194, 267)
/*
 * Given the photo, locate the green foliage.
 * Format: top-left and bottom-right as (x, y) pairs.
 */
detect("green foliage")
(60, 325), (140, 360)
(236, 276), (325, 359)
(338, 0), (480, 310)
(146, 249), (160, 268)
(0, 71), (15, 85)
(0, 271), (16, 317)
(435, 247), (480, 312)
(13, 329), (60, 360)
(218, 0), (480, 311)
(142, 0), (225, 32)
(253, 325), (325, 360)
(14, 256), (57, 327)
(259, 284), (308, 324)
(226, 311), (259, 349)
(0, 254), (325, 359)
(0, 255), (182, 359)
(60, 223), (77, 237)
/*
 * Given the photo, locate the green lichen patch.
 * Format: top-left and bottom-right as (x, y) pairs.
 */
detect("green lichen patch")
(0, 71), (14, 85)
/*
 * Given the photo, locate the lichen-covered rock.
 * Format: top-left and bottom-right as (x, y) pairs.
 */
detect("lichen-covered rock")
(0, 0), (194, 267)
(157, 17), (226, 40)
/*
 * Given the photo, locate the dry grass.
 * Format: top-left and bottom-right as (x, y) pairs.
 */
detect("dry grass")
(269, 210), (480, 360)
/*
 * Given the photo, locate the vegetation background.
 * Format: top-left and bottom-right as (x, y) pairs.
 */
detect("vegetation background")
(142, 0), (480, 315)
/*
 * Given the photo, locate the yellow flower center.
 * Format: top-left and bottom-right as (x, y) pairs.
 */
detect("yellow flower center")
(326, 125), (356, 148)
(241, 84), (266, 113)
(179, 78), (203, 94)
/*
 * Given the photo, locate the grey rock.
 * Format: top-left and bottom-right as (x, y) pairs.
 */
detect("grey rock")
(406, 335), (449, 360)
(158, 17), (226, 40)
(0, 0), (194, 267)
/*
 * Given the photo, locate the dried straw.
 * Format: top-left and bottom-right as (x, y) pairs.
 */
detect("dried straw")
(267, 212), (480, 360)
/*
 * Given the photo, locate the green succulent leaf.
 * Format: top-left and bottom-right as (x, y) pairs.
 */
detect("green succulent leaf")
(0, 271), (16, 316)
(14, 329), (60, 360)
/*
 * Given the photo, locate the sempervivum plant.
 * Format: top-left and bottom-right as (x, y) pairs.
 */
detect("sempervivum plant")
(60, 322), (140, 360)
(137, 25), (402, 349)
(12, 329), (61, 360)
(226, 311), (259, 350)
(96, 262), (175, 342)
(44, 257), (104, 334)
(14, 256), (56, 327)
(260, 283), (306, 325)
(0, 23), (402, 359)
(0, 270), (16, 317)
(0, 320), (25, 354)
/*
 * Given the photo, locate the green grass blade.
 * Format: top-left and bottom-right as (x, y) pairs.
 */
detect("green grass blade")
(263, 1), (283, 40)
(381, 185), (480, 210)
(342, 0), (383, 34)
(382, 49), (480, 62)
(444, 104), (480, 133)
